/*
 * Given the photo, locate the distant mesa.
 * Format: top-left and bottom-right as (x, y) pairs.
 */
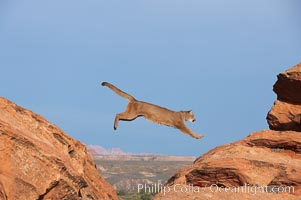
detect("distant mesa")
(87, 145), (128, 156)
(154, 62), (301, 200)
(87, 145), (158, 156)
(87, 145), (196, 162)
(0, 97), (118, 200)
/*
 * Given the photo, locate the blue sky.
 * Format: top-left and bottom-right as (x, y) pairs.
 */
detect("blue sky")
(0, 0), (300, 156)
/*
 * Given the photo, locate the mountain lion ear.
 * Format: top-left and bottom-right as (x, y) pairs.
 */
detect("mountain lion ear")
(189, 110), (193, 114)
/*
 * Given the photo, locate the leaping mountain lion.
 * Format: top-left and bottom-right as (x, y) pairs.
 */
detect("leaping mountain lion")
(101, 82), (204, 139)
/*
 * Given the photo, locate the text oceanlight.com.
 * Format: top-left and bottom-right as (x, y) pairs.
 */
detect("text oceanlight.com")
(137, 183), (295, 196)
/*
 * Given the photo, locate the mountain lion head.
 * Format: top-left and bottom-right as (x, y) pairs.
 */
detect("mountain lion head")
(185, 110), (196, 123)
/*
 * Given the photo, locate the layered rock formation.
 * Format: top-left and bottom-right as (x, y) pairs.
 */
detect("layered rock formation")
(267, 62), (301, 131)
(155, 130), (301, 199)
(154, 62), (301, 200)
(0, 97), (118, 200)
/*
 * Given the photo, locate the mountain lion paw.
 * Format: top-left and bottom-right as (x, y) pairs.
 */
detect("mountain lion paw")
(195, 134), (204, 139)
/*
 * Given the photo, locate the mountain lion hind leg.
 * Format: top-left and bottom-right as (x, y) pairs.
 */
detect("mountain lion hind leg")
(178, 125), (204, 139)
(114, 103), (140, 130)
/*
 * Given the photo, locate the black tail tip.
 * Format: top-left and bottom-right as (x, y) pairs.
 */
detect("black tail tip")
(101, 82), (107, 86)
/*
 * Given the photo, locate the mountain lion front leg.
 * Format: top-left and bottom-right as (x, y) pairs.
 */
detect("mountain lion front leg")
(114, 112), (139, 130)
(178, 124), (204, 139)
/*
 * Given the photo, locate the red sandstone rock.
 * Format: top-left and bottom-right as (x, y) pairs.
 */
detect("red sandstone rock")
(273, 62), (301, 104)
(267, 62), (301, 131)
(267, 100), (301, 132)
(154, 130), (301, 200)
(0, 97), (118, 200)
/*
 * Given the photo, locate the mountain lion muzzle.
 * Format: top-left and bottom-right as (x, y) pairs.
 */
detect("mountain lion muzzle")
(101, 82), (204, 139)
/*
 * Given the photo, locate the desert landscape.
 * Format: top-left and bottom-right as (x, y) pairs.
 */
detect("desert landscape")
(0, 62), (300, 200)
(88, 145), (195, 199)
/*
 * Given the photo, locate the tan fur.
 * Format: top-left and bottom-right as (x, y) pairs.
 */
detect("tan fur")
(101, 82), (204, 139)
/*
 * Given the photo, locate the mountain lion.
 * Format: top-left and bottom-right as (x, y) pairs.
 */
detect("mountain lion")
(101, 82), (204, 139)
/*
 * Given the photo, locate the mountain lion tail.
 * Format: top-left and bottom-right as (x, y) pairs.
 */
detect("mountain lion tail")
(101, 82), (136, 102)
